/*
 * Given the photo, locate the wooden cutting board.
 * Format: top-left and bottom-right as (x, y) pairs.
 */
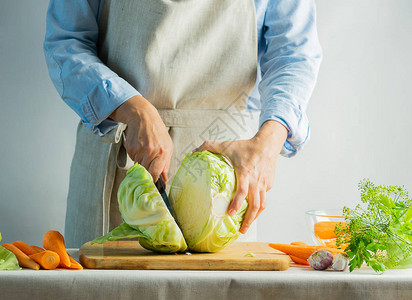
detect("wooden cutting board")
(79, 241), (290, 271)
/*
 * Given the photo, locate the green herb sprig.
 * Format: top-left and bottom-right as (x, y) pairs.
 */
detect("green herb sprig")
(335, 179), (412, 273)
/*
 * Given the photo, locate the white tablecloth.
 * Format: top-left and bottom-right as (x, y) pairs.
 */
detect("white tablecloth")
(1, 249), (411, 300)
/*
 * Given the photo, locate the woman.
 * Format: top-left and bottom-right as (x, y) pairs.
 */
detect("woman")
(44, 0), (322, 248)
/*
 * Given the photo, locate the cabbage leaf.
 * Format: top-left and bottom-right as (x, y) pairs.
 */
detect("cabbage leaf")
(91, 222), (144, 244)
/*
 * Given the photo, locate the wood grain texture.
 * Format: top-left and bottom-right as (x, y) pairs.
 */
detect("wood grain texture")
(79, 241), (290, 271)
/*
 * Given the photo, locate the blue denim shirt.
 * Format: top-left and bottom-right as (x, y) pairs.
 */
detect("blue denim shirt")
(44, 0), (322, 157)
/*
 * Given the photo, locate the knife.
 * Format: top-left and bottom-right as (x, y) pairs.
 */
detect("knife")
(155, 175), (175, 217)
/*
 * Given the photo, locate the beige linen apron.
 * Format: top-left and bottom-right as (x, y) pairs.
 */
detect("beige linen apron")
(65, 0), (259, 247)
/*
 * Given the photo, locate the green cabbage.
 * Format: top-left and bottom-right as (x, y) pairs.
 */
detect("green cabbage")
(91, 164), (187, 253)
(91, 151), (246, 254)
(169, 151), (248, 252)
(0, 233), (21, 270)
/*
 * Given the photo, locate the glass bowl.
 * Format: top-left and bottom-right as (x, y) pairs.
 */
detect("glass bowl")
(305, 209), (346, 246)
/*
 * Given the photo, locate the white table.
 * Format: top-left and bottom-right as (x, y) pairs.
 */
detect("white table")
(1, 249), (411, 300)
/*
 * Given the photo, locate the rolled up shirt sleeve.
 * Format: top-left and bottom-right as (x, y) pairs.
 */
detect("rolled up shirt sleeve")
(259, 0), (322, 157)
(43, 0), (140, 135)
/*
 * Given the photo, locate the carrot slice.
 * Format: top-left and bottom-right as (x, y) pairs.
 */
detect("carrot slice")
(2, 243), (40, 270)
(66, 256), (83, 270)
(12, 241), (42, 256)
(268, 243), (344, 260)
(43, 230), (71, 268)
(290, 255), (310, 266)
(29, 250), (60, 270)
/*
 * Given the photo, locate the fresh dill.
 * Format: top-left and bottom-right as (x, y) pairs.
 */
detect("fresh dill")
(335, 179), (412, 273)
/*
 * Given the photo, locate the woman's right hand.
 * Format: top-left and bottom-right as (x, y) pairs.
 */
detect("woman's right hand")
(109, 95), (173, 182)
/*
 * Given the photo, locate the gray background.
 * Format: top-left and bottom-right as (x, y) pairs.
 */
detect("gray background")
(0, 0), (411, 246)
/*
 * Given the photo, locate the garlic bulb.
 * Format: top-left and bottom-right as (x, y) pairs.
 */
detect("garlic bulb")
(308, 250), (333, 270)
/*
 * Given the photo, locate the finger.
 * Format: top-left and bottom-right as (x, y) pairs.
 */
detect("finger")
(194, 140), (225, 154)
(124, 132), (142, 164)
(255, 187), (266, 220)
(125, 144), (139, 165)
(161, 170), (168, 183)
(140, 144), (158, 170)
(240, 182), (260, 234)
(132, 151), (144, 167)
(131, 142), (146, 165)
(162, 153), (172, 183)
(139, 154), (152, 170)
(227, 174), (249, 217)
(147, 156), (166, 183)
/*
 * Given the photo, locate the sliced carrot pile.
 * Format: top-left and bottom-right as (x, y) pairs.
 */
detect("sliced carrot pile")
(2, 243), (40, 270)
(29, 250), (60, 270)
(43, 230), (71, 268)
(269, 243), (344, 261)
(13, 240), (61, 270)
(13, 231), (83, 270)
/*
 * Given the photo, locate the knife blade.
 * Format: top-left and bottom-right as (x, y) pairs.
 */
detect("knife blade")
(155, 175), (175, 217)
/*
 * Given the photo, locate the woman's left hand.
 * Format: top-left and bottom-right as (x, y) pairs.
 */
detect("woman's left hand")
(194, 121), (288, 234)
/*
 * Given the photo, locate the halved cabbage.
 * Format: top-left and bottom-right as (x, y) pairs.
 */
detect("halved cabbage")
(92, 151), (247, 254)
(91, 164), (187, 253)
(169, 151), (248, 252)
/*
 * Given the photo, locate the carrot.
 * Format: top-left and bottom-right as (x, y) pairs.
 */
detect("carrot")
(43, 230), (71, 268)
(290, 242), (311, 265)
(66, 255), (83, 270)
(12, 241), (42, 256)
(290, 255), (310, 266)
(29, 250), (60, 270)
(268, 243), (344, 260)
(14, 240), (82, 270)
(31, 245), (45, 252)
(291, 241), (308, 246)
(2, 243), (40, 270)
(314, 221), (345, 240)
